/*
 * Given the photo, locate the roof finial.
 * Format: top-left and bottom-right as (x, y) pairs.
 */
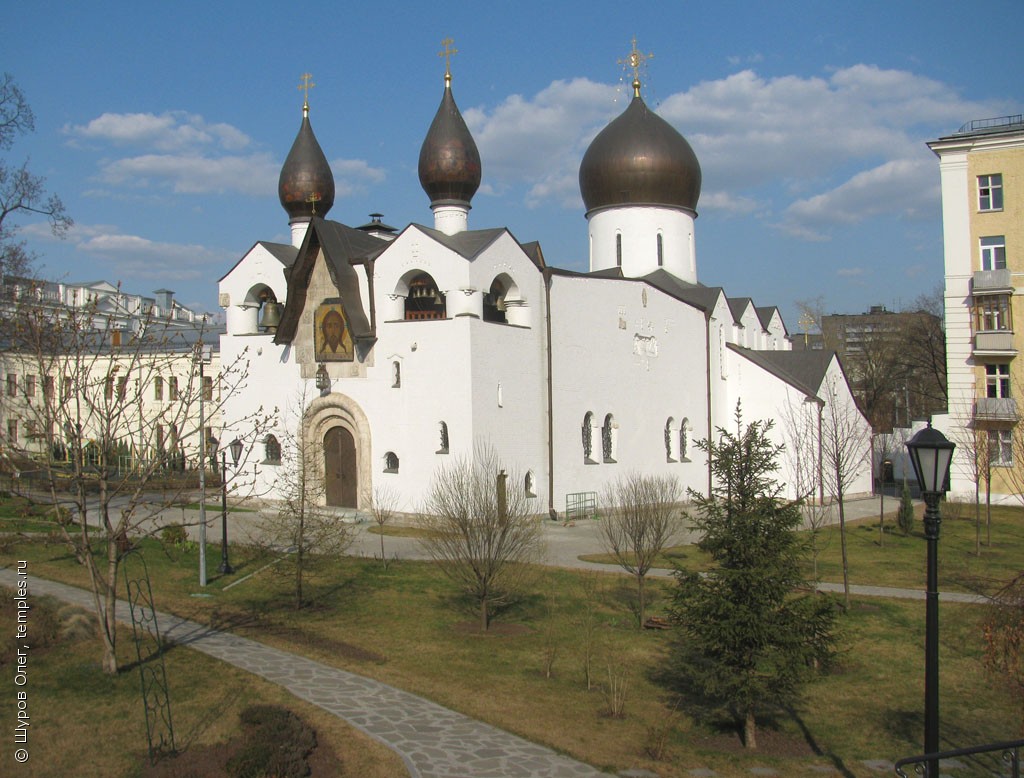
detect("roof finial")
(618, 37), (653, 98)
(298, 72), (315, 116)
(439, 37), (457, 87)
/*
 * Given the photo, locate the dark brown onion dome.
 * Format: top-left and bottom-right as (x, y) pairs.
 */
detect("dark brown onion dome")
(579, 92), (701, 214)
(278, 105), (335, 220)
(418, 77), (482, 206)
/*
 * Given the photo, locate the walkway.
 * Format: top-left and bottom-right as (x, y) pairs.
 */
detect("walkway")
(0, 568), (604, 778)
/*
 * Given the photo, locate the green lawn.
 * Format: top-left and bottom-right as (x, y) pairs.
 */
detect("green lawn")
(2, 501), (1020, 778)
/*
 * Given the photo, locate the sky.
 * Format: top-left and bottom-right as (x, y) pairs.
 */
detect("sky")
(5, 0), (1023, 330)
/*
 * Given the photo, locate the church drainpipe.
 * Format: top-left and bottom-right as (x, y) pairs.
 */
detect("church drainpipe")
(544, 269), (555, 520)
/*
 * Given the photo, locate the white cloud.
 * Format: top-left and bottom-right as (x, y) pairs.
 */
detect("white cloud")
(779, 157), (938, 238)
(72, 227), (234, 283)
(65, 111), (253, 152)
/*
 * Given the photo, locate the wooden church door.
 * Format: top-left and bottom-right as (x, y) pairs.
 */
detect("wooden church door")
(324, 426), (357, 508)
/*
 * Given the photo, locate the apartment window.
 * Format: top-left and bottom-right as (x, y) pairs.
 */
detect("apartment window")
(117, 376), (128, 401)
(989, 429), (1013, 467)
(7, 419), (16, 445)
(43, 376), (53, 401)
(202, 375), (213, 402)
(169, 376), (179, 401)
(154, 376), (163, 401)
(981, 236), (1006, 271)
(986, 364), (1011, 398)
(104, 376), (114, 401)
(62, 375), (72, 401)
(979, 174), (1004, 211)
(25, 375), (35, 399)
(975, 295), (1012, 332)
(6, 374), (16, 398)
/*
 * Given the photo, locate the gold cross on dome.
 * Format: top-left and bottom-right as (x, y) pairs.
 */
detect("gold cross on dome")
(307, 192), (321, 215)
(618, 37), (653, 95)
(298, 73), (315, 110)
(439, 37), (457, 82)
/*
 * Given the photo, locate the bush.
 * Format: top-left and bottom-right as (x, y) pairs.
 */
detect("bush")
(161, 524), (189, 548)
(226, 705), (317, 778)
(897, 482), (915, 536)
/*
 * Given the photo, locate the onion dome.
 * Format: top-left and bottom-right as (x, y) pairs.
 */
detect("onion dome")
(418, 72), (482, 207)
(278, 101), (335, 221)
(579, 83), (701, 214)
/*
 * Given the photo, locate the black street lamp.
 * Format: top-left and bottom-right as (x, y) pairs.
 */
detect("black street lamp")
(218, 438), (244, 575)
(905, 422), (955, 776)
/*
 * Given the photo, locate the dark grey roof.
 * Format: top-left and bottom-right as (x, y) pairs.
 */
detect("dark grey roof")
(640, 268), (721, 313)
(407, 224), (508, 261)
(756, 305), (786, 335)
(260, 241), (299, 267)
(728, 344), (835, 398)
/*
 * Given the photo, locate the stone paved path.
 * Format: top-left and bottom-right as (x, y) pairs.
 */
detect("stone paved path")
(0, 568), (605, 778)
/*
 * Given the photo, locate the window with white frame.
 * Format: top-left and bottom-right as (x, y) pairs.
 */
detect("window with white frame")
(989, 429), (1013, 466)
(987, 363), (1011, 398)
(975, 295), (1012, 332)
(981, 236), (1006, 271)
(979, 174), (1004, 211)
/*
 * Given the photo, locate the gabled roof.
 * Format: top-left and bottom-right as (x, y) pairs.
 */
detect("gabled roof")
(727, 296), (755, 325)
(261, 241), (300, 267)
(727, 344), (836, 400)
(408, 224), (508, 261)
(642, 269), (722, 313)
(274, 218), (385, 345)
(756, 305), (784, 333)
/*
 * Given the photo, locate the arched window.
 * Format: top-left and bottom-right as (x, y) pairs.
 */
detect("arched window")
(602, 414), (617, 463)
(525, 470), (537, 498)
(665, 417), (677, 461)
(264, 434), (281, 464)
(392, 361), (401, 388)
(680, 418), (689, 461)
(404, 273), (446, 320)
(657, 233), (664, 267)
(616, 233), (622, 268)
(384, 451), (399, 473)
(582, 412), (595, 463)
(483, 278), (508, 324)
(437, 421), (449, 454)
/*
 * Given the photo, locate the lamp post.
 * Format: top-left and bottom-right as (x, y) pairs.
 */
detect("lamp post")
(194, 342), (211, 587)
(219, 438), (243, 575)
(905, 422), (955, 777)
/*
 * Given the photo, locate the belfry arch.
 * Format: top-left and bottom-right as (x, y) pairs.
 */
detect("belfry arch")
(304, 392), (372, 509)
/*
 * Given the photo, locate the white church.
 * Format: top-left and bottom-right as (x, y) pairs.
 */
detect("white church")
(217, 47), (871, 516)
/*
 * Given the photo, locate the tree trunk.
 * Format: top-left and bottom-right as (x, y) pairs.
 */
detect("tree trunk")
(481, 597), (489, 632)
(838, 490), (850, 610)
(637, 573), (646, 629)
(878, 488), (885, 547)
(975, 481), (981, 556)
(744, 710), (757, 749)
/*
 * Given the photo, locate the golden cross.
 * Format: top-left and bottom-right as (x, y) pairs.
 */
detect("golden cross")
(798, 311), (816, 347)
(297, 73), (315, 110)
(439, 37), (457, 83)
(618, 36), (653, 95)
(307, 192), (321, 215)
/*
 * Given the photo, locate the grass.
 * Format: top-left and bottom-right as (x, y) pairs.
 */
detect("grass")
(0, 590), (405, 778)
(2, 505), (1021, 778)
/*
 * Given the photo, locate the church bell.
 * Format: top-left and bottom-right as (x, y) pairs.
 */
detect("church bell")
(259, 300), (283, 331)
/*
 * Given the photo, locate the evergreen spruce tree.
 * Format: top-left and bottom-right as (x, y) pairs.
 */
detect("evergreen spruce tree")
(669, 404), (839, 749)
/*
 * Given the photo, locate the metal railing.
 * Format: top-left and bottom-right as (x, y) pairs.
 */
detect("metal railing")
(956, 114), (1024, 134)
(895, 738), (1024, 777)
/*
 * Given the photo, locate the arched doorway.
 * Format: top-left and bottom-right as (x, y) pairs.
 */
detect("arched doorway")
(324, 426), (357, 507)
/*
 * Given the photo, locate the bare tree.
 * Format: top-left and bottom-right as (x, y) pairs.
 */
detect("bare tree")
(780, 398), (830, 583)
(0, 73), (72, 281)
(417, 442), (545, 631)
(255, 387), (353, 608)
(2, 296), (265, 674)
(363, 484), (401, 569)
(820, 373), (872, 609)
(598, 472), (681, 628)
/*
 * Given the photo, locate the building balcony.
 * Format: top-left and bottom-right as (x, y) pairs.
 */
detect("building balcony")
(972, 269), (1014, 295)
(974, 397), (1019, 423)
(974, 330), (1018, 355)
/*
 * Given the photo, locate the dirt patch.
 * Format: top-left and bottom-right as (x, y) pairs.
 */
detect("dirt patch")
(142, 732), (344, 778)
(692, 726), (818, 758)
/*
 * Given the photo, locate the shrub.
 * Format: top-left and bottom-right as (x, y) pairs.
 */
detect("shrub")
(897, 482), (915, 536)
(226, 705), (317, 778)
(161, 524), (189, 548)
